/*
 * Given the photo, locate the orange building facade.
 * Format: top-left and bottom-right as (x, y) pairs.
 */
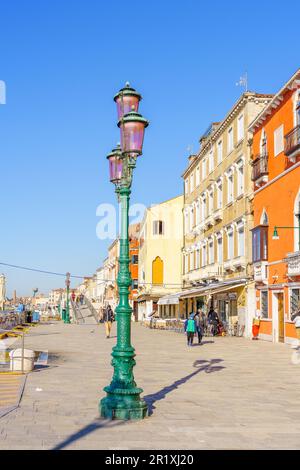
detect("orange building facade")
(250, 69), (300, 343)
(129, 223), (140, 321)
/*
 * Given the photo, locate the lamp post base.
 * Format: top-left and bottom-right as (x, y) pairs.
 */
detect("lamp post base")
(100, 386), (148, 420)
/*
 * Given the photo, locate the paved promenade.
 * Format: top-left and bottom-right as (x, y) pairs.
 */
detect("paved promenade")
(0, 320), (299, 450)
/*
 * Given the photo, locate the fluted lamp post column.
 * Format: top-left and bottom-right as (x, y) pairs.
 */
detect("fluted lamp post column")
(64, 272), (71, 324)
(100, 83), (149, 420)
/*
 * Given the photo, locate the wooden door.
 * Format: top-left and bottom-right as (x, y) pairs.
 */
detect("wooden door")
(278, 293), (284, 343)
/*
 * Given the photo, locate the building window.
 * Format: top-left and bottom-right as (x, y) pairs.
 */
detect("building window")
(189, 206), (194, 231)
(208, 150), (214, 173)
(184, 254), (188, 274)
(217, 140), (223, 164)
(294, 191), (300, 252)
(201, 245), (207, 267)
(196, 166), (200, 187)
(260, 129), (267, 156)
(185, 178), (189, 195)
(252, 226), (268, 263)
(237, 159), (244, 196)
(201, 194), (206, 220)
(237, 114), (244, 141)
(196, 200), (200, 225)
(227, 170), (234, 203)
(217, 179), (223, 209)
(227, 127), (234, 154)
(208, 239), (214, 264)
(261, 291), (268, 319)
(190, 251), (194, 271)
(196, 249), (200, 269)
(237, 225), (245, 257)
(227, 229), (234, 259)
(152, 256), (163, 284)
(290, 289), (300, 319)
(131, 255), (139, 264)
(217, 236), (223, 263)
(274, 124), (284, 156)
(184, 210), (189, 235)
(208, 187), (214, 215)
(202, 159), (207, 180)
(190, 173), (194, 193)
(153, 220), (164, 235)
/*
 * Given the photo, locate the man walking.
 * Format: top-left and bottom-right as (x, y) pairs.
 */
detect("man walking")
(103, 304), (114, 338)
(208, 307), (219, 336)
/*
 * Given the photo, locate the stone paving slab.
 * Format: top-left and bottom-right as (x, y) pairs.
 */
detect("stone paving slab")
(0, 321), (299, 449)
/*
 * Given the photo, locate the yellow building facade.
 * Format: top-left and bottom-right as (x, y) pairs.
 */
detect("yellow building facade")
(181, 92), (272, 334)
(137, 195), (183, 321)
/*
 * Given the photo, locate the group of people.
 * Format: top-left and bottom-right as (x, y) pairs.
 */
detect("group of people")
(184, 307), (220, 347)
(71, 292), (84, 305)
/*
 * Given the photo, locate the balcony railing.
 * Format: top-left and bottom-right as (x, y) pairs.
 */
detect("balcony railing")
(285, 125), (300, 157)
(251, 154), (269, 182)
(286, 251), (300, 276)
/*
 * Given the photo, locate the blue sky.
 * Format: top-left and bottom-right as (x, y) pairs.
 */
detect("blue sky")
(0, 0), (299, 296)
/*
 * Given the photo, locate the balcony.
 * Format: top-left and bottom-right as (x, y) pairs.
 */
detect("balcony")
(253, 262), (268, 283)
(223, 260), (234, 272)
(285, 125), (300, 161)
(213, 209), (223, 223)
(232, 256), (247, 271)
(251, 154), (269, 186)
(286, 251), (300, 277)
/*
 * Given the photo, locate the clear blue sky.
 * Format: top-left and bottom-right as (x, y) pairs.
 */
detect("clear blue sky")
(0, 0), (299, 297)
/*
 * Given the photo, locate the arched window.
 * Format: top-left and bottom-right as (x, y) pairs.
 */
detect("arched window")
(152, 257), (164, 285)
(260, 209), (269, 226)
(294, 190), (300, 252)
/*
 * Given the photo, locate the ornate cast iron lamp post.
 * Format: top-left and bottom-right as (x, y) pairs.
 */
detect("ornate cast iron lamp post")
(64, 272), (71, 324)
(100, 83), (149, 420)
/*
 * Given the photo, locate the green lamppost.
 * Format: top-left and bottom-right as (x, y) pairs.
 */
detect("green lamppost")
(64, 272), (71, 324)
(100, 82), (149, 420)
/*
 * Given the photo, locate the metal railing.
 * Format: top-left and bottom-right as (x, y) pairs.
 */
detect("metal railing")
(70, 299), (83, 324)
(285, 125), (300, 157)
(251, 153), (268, 181)
(83, 296), (99, 323)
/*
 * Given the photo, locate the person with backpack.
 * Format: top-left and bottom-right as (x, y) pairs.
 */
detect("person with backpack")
(184, 313), (197, 347)
(103, 304), (114, 338)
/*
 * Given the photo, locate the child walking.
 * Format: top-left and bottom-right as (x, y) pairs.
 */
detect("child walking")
(184, 313), (196, 347)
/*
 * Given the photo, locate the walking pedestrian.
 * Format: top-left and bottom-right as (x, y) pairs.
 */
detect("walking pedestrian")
(71, 291), (76, 302)
(103, 304), (114, 338)
(80, 294), (84, 305)
(184, 312), (196, 347)
(252, 310), (261, 340)
(208, 307), (219, 336)
(194, 310), (202, 344)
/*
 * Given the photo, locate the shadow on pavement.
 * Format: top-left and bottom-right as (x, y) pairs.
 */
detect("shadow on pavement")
(144, 358), (225, 416)
(52, 419), (124, 450)
(51, 359), (225, 449)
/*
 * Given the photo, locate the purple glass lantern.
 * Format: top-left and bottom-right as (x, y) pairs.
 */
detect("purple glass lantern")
(118, 109), (149, 156)
(114, 82), (142, 120)
(106, 144), (123, 184)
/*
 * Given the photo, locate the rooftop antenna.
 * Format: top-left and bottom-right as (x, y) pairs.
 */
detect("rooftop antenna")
(236, 72), (248, 92)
